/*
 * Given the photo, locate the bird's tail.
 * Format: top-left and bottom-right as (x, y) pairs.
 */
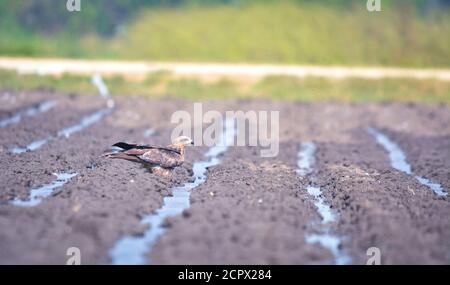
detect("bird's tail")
(112, 142), (138, 150)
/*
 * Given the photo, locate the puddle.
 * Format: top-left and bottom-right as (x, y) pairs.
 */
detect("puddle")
(305, 233), (351, 265)
(92, 75), (115, 108)
(11, 108), (112, 154)
(297, 143), (335, 224)
(109, 118), (236, 265)
(91, 75), (109, 98)
(297, 142), (351, 265)
(368, 127), (447, 197)
(10, 172), (77, 207)
(0, 101), (56, 128)
(367, 127), (412, 174)
(143, 128), (155, 138)
(57, 108), (112, 138)
(415, 176), (447, 197)
(10, 75), (114, 154)
(296, 142), (316, 176)
(11, 139), (50, 154)
(306, 186), (336, 224)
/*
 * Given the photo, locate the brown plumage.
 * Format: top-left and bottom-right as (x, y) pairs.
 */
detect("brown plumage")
(103, 136), (193, 176)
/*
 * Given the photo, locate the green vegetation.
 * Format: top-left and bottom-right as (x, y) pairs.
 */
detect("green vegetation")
(1, 70), (448, 104)
(0, 70), (98, 94)
(1, 1), (448, 104)
(1, 1), (449, 67)
(112, 2), (450, 67)
(253, 76), (450, 104)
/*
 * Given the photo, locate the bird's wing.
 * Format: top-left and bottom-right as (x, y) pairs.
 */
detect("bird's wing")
(138, 148), (183, 168)
(111, 142), (183, 168)
(113, 142), (180, 154)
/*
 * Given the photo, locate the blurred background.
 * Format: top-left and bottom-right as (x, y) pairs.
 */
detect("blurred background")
(0, 0), (449, 103)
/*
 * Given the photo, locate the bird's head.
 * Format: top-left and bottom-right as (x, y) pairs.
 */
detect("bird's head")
(172, 136), (194, 146)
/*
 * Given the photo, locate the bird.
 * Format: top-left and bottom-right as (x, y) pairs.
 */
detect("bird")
(102, 136), (194, 176)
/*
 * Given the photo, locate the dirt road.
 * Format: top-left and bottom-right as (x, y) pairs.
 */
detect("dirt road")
(0, 90), (449, 264)
(1, 57), (450, 81)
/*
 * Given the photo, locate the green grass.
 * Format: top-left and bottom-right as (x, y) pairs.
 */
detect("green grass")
(111, 2), (450, 67)
(1, 70), (448, 104)
(253, 76), (450, 104)
(1, 2), (449, 67)
(0, 70), (98, 94)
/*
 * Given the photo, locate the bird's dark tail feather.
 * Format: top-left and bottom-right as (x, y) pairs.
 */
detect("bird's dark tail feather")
(112, 142), (138, 150)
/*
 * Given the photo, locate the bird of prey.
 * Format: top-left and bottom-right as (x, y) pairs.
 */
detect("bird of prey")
(103, 136), (193, 176)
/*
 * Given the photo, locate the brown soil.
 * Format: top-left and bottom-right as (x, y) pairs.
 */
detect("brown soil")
(0, 91), (449, 264)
